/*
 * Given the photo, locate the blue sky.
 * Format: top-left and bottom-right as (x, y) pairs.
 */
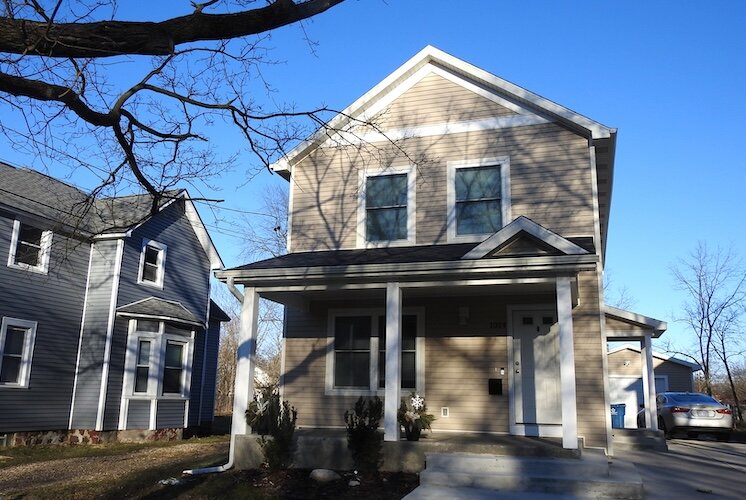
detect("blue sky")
(2, 1), (745, 354)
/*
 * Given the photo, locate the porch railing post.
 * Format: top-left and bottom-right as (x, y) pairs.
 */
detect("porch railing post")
(384, 282), (402, 442)
(557, 277), (579, 449)
(641, 335), (658, 430)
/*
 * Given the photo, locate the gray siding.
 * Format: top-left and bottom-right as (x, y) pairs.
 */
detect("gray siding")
(69, 239), (121, 429)
(104, 200), (211, 430)
(156, 400), (185, 428)
(200, 319), (221, 424)
(0, 212), (90, 432)
(126, 399), (151, 429)
(188, 328), (206, 427)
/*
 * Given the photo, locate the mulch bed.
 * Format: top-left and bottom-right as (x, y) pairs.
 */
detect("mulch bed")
(238, 467), (419, 499)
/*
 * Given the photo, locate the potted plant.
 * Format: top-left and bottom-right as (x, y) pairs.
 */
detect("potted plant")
(397, 393), (435, 441)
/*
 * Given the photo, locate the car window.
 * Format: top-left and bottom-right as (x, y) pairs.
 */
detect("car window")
(668, 393), (719, 404)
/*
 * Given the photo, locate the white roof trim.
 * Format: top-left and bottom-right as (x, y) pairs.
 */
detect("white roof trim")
(462, 216), (589, 260)
(271, 45), (614, 175)
(605, 305), (668, 334)
(181, 194), (224, 270)
(608, 345), (701, 371)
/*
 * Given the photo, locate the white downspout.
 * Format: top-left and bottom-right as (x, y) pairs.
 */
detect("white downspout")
(184, 277), (251, 475)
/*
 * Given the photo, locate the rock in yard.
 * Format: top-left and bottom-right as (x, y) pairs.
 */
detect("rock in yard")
(158, 477), (185, 486)
(349, 479), (360, 487)
(310, 469), (341, 483)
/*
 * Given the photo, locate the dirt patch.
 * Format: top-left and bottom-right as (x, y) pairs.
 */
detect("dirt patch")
(0, 440), (228, 497)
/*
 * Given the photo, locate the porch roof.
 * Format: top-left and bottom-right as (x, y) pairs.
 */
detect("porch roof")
(604, 305), (668, 339)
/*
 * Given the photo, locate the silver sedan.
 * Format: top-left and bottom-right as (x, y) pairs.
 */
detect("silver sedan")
(637, 392), (733, 440)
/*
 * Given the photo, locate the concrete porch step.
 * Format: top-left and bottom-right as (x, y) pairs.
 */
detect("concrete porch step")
(612, 428), (668, 452)
(419, 452), (643, 499)
(425, 452), (609, 476)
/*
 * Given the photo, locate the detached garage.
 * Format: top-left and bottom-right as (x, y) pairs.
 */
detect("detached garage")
(608, 345), (701, 428)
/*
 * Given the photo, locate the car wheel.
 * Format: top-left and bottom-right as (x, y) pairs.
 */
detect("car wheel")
(658, 417), (670, 439)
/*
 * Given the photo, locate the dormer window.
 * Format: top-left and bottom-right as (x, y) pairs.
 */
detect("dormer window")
(447, 158), (511, 242)
(358, 167), (416, 247)
(138, 240), (166, 288)
(7, 220), (52, 273)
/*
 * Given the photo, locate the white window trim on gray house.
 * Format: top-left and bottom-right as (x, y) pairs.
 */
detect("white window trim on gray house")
(356, 165), (417, 248)
(0, 317), (37, 388)
(446, 157), (511, 243)
(324, 307), (425, 396)
(7, 220), (52, 274)
(119, 319), (194, 430)
(137, 239), (167, 289)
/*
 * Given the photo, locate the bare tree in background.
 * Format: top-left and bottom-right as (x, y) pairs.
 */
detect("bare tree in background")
(603, 270), (637, 310)
(0, 0), (345, 212)
(671, 242), (746, 420)
(214, 184), (288, 414)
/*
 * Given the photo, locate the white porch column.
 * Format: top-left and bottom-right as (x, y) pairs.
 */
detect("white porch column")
(641, 335), (658, 431)
(556, 277), (579, 449)
(231, 287), (260, 437)
(384, 282), (402, 442)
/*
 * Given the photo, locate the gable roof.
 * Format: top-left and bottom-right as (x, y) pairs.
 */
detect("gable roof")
(608, 345), (701, 371)
(116, 297), (202, 327)
(462, 216), (590, 260)
(605, 305), (668, 338)
(271, 45), (616, 177)
(0, 161), (223, 269)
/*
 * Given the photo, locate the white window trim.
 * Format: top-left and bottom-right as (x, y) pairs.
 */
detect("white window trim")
(0, 317), (37, 388)
(324, 308), (425, 397)
(7, 220), (52, 274)
(137, 239), (167, 289)
(446, 157), (511, 243)
(122, 320), (194, 401)
(356, 165), (416, 248)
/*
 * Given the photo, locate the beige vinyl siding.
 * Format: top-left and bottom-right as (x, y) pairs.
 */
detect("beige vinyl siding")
(608, 349), (695, 392)
(571, 271), (607, 448)
(290, 123), (594, 252)
(375, 73), (518, 129)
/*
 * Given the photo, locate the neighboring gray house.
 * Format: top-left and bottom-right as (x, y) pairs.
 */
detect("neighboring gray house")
(0, 162), (228, 445)
(608, 345), (700, 428)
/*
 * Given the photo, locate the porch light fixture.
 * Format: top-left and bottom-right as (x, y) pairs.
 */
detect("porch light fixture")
(458, 306), (470, 325)
(499, 367), (505, 376)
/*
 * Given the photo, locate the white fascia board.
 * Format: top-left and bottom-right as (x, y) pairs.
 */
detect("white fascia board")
(181, 194), (224, 270)
(604, 305), (668, 333)
(463, 216), (590, 260)
(607, 345), (700, 371)
(217, 254), (598, 287)
(271, 45), (614, 175)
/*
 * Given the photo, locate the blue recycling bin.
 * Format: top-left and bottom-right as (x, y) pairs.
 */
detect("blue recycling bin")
(610, 404), (626, 429)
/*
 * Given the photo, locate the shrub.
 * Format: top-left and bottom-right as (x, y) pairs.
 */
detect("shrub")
(245, 386), (298, 469)
(344, 396), (383, 476)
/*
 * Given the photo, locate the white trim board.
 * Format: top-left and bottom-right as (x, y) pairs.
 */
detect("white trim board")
(271, 45), (615, 175)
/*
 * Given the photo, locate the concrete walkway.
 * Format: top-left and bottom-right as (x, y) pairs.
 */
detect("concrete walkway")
(617, 438), (746, 499)
(406, 438), (746, 499)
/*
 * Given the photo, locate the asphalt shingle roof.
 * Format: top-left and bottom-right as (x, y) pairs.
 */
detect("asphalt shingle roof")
(117, 297), (201, 325)
(0, 161), (180, 235)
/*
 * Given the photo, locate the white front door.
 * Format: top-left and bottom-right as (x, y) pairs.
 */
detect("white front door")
(512, 310), (562, 436)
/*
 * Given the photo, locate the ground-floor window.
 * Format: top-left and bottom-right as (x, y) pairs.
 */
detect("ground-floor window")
(0, 317), (37, 387)
(327, 309), (423, 395)
(124, 319), (193, 398)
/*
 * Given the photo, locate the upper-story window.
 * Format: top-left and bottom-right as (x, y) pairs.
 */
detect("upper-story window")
(7, 220), (52, 273)
(137, 240), (167, 288)
(358, 167), (416, 247)
(0, 317), (37, 388)
(447, 157), (511, 242)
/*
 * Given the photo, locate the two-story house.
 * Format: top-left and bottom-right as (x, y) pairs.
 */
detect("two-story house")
(0, 162), (229, 446)
(217, 46), (666, 459)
